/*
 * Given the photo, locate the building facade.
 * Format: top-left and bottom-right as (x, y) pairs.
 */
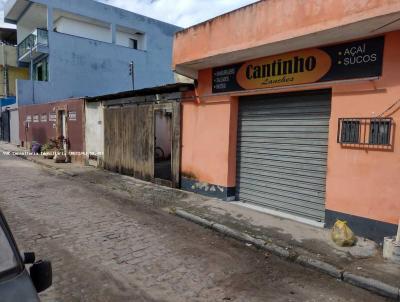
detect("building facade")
(4, 0), (181, 145)
(173, 0), (400, 242)
(0, 44), (29, 105)
(0, 28), (29, 144)
(18, 98), (84, 156)
(85, 83), (193, 185)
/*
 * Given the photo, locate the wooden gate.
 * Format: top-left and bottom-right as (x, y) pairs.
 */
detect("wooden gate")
(103, 102), (181, 187)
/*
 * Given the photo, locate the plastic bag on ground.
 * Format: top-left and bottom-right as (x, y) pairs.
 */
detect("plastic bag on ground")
(331, 220), (356, 247)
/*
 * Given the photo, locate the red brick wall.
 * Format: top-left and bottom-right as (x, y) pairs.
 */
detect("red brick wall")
(19, 99), (85, 152)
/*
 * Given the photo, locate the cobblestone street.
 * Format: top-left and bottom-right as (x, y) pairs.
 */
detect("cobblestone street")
(0, 154), (389, 302)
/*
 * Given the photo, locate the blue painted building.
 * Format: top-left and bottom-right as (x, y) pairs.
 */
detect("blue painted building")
(3, 0), (181, 145)
(4, 0), (181, 105)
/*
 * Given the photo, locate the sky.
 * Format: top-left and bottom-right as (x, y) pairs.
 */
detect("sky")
(0, 0), (13, 28)
(0, 0), (259, 29)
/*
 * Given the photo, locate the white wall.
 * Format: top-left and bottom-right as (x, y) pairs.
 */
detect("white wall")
(155, 111), (171, 158)
(0, 45), (18, 68)
(10, 108), (20, 145)
(116, 30), (145, 50)
(85, 101), (104, 156)
(17, 24), (37, 44)
(16, 3), (48, 44)
(54, 17), (111, 43)
(54, 17), (145, 49)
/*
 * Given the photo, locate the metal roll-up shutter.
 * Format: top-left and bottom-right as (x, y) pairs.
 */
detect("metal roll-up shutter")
(236, 89), (331, 222)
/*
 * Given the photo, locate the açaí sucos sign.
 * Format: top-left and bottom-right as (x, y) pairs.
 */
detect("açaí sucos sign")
(212, 36), (384, 93)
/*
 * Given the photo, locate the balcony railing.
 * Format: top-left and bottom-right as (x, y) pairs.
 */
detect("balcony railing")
(17, 29), (48, 60)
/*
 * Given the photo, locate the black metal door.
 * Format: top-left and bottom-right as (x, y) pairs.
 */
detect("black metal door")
(1, 110), (10, 142)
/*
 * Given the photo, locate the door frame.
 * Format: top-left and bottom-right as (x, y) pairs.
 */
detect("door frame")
(55, 105), (68, 154)
(153, 102), (181, 188)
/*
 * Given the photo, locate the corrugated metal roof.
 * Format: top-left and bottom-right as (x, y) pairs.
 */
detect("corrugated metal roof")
(85, 83), (195, 102)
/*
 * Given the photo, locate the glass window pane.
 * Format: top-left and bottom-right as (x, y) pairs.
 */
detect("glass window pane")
(341, 120), (360, 143)
(369, 121), (390, 145)
(33, 57), (49, 82)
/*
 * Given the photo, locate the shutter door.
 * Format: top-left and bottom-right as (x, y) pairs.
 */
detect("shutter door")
(236, 89), (331, 222)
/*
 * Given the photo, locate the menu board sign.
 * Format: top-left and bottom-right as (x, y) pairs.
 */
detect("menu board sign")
(212, 36), (384, 93)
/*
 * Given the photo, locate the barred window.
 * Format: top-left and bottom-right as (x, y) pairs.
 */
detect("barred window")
(338, 118), (393, 146)
(340, 120), (360, 143)
(369, 120), (391, 145)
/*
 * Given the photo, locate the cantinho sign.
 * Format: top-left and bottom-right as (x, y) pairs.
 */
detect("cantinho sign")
(212, 36), (384, 93)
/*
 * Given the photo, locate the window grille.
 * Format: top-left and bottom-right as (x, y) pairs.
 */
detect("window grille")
(338, 118), (393, 146)
(340, 120), (360, 143)
(369, 120), (391, 145)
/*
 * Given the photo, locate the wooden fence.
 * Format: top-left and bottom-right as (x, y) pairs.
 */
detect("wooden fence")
(103, 101), (181, 187)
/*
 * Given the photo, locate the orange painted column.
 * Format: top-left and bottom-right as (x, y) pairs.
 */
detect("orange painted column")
(181, 69), (238, 191)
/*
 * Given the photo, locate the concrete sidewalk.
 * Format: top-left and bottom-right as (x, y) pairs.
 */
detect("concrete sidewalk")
(1, 142), (399, 300)
(0, 142), (90, 176)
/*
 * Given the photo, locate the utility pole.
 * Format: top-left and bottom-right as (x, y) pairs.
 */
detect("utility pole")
(129, 61), (135, 90)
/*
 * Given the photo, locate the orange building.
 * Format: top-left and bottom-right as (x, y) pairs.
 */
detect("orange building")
(173, 0), (400, 242)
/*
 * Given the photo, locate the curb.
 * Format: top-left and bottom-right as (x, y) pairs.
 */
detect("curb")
(295, 255), (342, 279)
(343, 272), (399, 300)
(172, 208), (400, 301)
